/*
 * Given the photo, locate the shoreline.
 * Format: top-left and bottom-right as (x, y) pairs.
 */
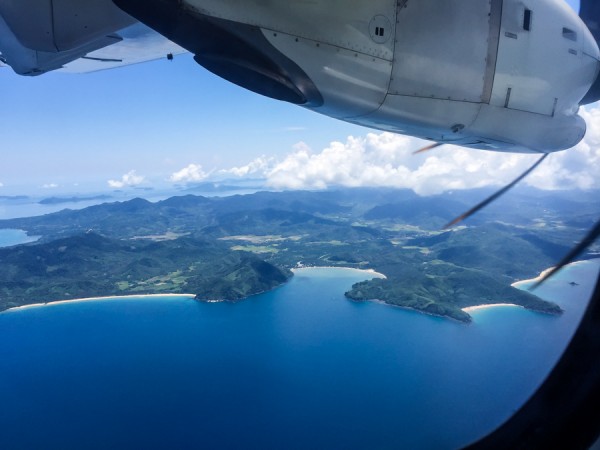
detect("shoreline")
(196, 282), (291, 304)
(3, 267), (384, 313)
(3, 293), (197, 313)
(7, 264), (564, 316)
(292, 266), (387, 279)
(512, 259), (600, 289)
(512, 267), (557, 289)
(462, 303), (521, 313)
(355, 297), (472, 324)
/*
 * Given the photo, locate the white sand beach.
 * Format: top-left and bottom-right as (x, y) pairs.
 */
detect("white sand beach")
(5, 293), (197, 312)
(291, 266), (387, 278)
(462, 303), (521, 313)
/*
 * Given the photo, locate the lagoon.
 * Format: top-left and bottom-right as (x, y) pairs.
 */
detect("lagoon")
(0, 262), (597, 449)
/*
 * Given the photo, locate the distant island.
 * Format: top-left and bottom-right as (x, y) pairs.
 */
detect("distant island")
(0, 195), (29, 201)
(0, 187), (586, 321)
(38, 195), (112, 205)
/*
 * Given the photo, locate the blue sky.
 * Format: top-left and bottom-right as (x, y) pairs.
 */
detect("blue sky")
(0, 0), (592, 196)
(1, 55), (364, 192)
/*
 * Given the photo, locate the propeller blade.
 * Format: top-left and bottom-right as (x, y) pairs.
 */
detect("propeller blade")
(412, 142), (444, 155)
(530, 220), (600, 290)
(443, 153), (549, 229)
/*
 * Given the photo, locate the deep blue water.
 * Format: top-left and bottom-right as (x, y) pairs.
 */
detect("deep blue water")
(0, 263), (598, 450)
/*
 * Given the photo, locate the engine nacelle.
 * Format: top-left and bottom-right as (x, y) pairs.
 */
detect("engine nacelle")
(171, 0), (599, 153)
(114, 0), (600, 153)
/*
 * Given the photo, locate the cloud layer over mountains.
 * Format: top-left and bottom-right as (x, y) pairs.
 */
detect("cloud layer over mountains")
(108, 105), (600, 196)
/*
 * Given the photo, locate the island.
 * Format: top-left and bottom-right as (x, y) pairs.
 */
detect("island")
(38, 195), (112, 205)
(345, 266), (562, 323)
(0, 187), (581, 321)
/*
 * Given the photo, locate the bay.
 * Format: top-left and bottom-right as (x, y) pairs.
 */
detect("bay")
(0, 229), (39, 248)
(0, 262), (597, 450)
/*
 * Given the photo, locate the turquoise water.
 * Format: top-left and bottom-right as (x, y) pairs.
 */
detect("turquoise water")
(0, 263), (597, 450)
(0, 229), (39, 247)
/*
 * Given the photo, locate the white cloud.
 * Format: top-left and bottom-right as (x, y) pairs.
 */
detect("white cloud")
(220, 155), (275, 178)
(264, 134), (522, 194)
(169, 105), (600, 195)
(0, 182), (4, 188)
(259, 104), (600, 195)
(42, 183), (59, 189)
(170, 164), (209, 183)
(108, 170), (145, 189)
(525, 105), (600, 190)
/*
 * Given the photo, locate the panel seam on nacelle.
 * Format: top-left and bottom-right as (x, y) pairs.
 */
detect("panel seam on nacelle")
(182, 1), (395, 61)
(49, 0), (59, 52)
(582, 51), (600, 61)
(259, 27), (394, 65)
(482, 0), (503, 104)
(346, 0), (407, 122)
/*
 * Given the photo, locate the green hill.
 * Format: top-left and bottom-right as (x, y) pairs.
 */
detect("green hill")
(0, 232), (291, 311)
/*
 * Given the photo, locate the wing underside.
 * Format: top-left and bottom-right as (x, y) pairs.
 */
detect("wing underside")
(59, 23), (187, 73)
(0, 2), (186, 76)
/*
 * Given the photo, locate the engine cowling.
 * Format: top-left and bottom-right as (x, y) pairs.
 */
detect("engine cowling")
(115, 0), (600, 153)
(2, 0), (595, 153)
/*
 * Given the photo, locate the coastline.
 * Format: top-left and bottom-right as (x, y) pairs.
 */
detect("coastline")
(3, 293), (197, 313)
(195, 282), (289, 303)
(3, 267), (378, 312)
(355, 297), (473, 324)
(511, 266), (557, 289)
(462, 303), (521, 313)
(461, 261), (600, 313)
(292, 266), (387, 279)
(512, 259), (600, 290)
(4, 264), (568, 316)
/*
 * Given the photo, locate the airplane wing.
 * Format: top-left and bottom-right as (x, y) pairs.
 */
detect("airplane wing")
(0, 2), (185, 76)
(59, 23), (187, 74)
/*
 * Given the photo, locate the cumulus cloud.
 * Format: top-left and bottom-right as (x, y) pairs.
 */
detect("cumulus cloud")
(173, 105), (600, 195)
(264, 134), (524, 194)
(42, 183), (59, 189)
(170, 164), (209, 183)
(108, 170), (145, 189)
(259, 104), (600, 195)
(526, 106), (600, 190)
(220, 155), (275, 178)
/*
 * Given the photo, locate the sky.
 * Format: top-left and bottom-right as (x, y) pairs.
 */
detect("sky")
(0, 0), (594, 197)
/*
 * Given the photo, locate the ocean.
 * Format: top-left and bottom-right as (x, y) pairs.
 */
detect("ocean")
(0, 262), (598, 450)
